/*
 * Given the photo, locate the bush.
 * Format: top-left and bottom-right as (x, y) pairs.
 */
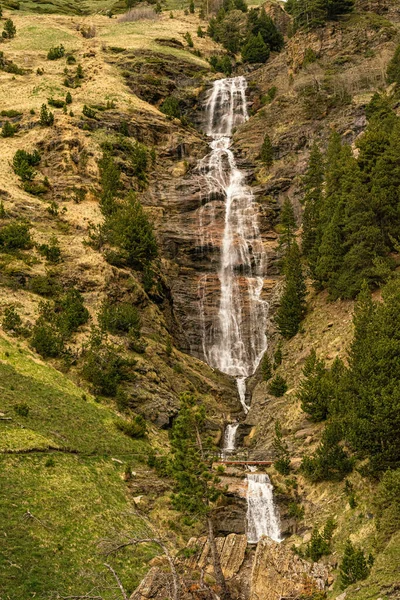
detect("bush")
(13, 149), (41, 181)
(375, 469), (400, 543)
(2, 19), (16, 39)
(1, 121), (17, 138)
(160, 96), (181, 119)
(2, 305), (23, 333)
(287, 502), (305, 521)
(209, 54), (232, 76)
(31, 319), (64, 358)
(386, 44), (400, 85)
(29, 275), (61, 297)
(305, 519), (335, 562)
(14, 403), (29, 417)
(0, 221), (31, 250)
(184, 32), (194, 47)
(81, 328), (131, 396)
(268, 374), (287, 397)
(115, 415), (147, 439)
(261, 353), (272, 381)
(273, 421), (291, 474)
(37, 236), (62, 263)
(99, 300), (141, 336)
(65, 91), (73, 104)
(47, 45), (65, 60)
(339, 541), (372, 589)
(48, 98), (65, 108)
(55, 289), (89, 337)
(82, 104), (97, 119)
(39, 104), (54, 126)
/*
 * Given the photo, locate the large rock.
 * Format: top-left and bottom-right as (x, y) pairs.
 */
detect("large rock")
(250, 538), (329, 600)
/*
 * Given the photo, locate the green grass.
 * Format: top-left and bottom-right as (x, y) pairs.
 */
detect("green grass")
(5, 0), (121, 15)
(8, 25), (79, 51)
(0, 335), (159, 598)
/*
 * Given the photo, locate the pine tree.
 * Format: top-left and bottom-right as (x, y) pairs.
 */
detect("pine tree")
(98, 152), (120, 216)
(2, 18), (16, 39)
(302, 143), (324, 273)
(241, 32), (270, 64)
(189, 0), (195, 12)
(65, 91), (73, 105)
(248, 8), (284, 51)
(260, 133), (273, 166)
(276, 241), (307, 339)
(261, 353), (272, 381)
(339, 540), (372, 589)
(387, 44), (400, 85)
(279, 197), (296, 250)
(39, 103), (54, 126)
(169, 393), (230, 599)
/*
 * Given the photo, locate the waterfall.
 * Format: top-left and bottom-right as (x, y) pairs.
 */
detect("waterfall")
(198, 77), (268, 412)
(222, 422), (239, 455)
(246, 472), (282, 544)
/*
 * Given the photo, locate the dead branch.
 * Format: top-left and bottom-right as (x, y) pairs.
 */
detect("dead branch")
(104, 564), (128, 600)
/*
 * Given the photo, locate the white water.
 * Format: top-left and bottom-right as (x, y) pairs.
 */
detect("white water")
(246, 472), (282, 544)
(222, 422), (239, 454)
(198, 77), (268, 412)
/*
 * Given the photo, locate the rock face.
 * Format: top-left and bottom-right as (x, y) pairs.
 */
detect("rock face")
(250, 538), (329, 600)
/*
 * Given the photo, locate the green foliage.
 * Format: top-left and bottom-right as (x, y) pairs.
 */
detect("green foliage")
(197, 25), (204, 37)
(99, 300), (141, 338)
(287, 0), (354, 31)
(279, 197), (296, 250)
(298, 350), (344, 421)
(65, 91), (73, 104)
(14, 402), (30, 417)
(2, 18), (16, 39)
(29, 274), (61, 297)
(98, 151), (120, 216)
(302, 47), (317, 66)
(12, 149), (41, 181)
(261, 353), (272, 381)
(2, 305), (23, 334)
(82, 104), (96, 119)
(169, 392), (222, 519)
(305, 518), (336, 561)
(273, 342), (282, 367)
(375, 469), (400, 543)
(81, 328), (131, 397)
(273, 420), (291, 474)
(288, 501), (305, 520)
(48, 97), (65, 108)
(261, 86), (277, 105)
(184, 31), (194, 47)
(276, 241), (307, 339)
(301, 422), (353, 482)
(37, 236), (62, 263)
(54, 289), (89, 337)
(0, 221), (32, 250)
(247, 7), (283, 52)
(47, 44), (65, 60)
(1, 120), (18, 137)
(386, 44), (400, 85)
(102, 193), (158, 271)
(302, 143), (324, 273)
(160, 96), (181, 119)
(39, 103), (54, 126)
(115, 415), (147, 439)
(260, 133), (273, 166)
(268, 374), (287, 397)
(209, 54), (232, 76)
(241, 32), (269, 64)
(31, 318), (64, 358)
(339, 540), (373, 589)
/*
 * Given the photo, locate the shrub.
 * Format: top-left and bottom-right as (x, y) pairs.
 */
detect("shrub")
(2, 19), (16, 39)
(47, 45), (65, 60)
(261, 353), (272, 381)
(14, 403), (29, 417)
(261, 86), (277, 105)
(189, 0), (195, 13)
(115, 415), (147, 439)
(29, 275), (61, 297)
(0, 221), (31, 250)
(305, 519), (335, 562)
(55, 289), (89, 337)
(273, 342), (282, 367)
(99, 300), (141, 336)
(160, 96), (181, 119)
(66, 55), (76, 64)
(197, 26), (204, 37)
(82, 104), (97, 119)
(2, 305), (23, 333)
(209, 54), (232, 76)
(37, 236), (62, 263)
(1, 109), (22, 118)
(81, 328), (131, 396)
(339, 541), (373, 589)
(184, 32), (194, 47)
(268, 374), (287, 397)
(386, 44), (400, 85)
(287, 502), (305, 521)
(48, 98), (65, 108)
(39, 104), (54, 126)
(273, 420), (291, 474)
(1, 121), (17, 138)
(31, 318), (64, 358)
(375, 469), (400, 543)
(13, 149), (41, 181)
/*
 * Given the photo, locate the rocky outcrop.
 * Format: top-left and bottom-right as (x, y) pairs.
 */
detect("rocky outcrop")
(250, 538), (330, 600)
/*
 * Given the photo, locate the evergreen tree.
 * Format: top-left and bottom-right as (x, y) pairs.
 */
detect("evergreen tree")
(189, 0), (195, 12)
(261, 353), (273, 381)
(247, 8), (284, 51)
(260, 133), (273, 166)
(276, 241), (307, 339)
(298, 350), (331, 421)
(2, 18), (16, 39)
(241, 32), (269, 64)
(301, 421), (353, 482)
(169, 393), (230, 599)
(339, 540), (372, 589)
(387, 44), (400, 85)
(98, 152), (120, 216)
(39, 103), (54, 126)
(279, 197), (296, 250)
(302, 143), (324, 273)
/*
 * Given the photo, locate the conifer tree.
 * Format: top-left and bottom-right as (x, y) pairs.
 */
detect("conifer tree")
(302, 143), (324, 272)
(387, 44), (400, 85)
(169, 393), (230, 599)
(98, 152), (120, 216)
(39, 103), (54, 126)
(260, 133), (273, 166)
(261, 353), (272, 381)
(276, 241), (307, 338)
(2, 18), (16, 39)
(189, 0), (195, 12)
(279, 197), (296, 250)
(339, 541), (372, 589)
(241, 32), (269, 64)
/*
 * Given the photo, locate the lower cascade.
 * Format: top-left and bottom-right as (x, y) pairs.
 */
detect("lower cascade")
(246, 472), (282, 544)
(222, 422), (239, 455)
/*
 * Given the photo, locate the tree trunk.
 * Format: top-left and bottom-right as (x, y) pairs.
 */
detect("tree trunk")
(207, 517), (230, 600)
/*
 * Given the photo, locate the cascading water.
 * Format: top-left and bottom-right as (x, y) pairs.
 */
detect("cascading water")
(196, 76), (281, 545)
(246, 472), (282, 544)
(198, 76), (268, 414)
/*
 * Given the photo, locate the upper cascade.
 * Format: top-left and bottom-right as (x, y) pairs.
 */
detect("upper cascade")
(198, 76), (268, 408)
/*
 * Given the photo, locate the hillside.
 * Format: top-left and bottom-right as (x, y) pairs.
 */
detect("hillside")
(1, 0), (400, 599)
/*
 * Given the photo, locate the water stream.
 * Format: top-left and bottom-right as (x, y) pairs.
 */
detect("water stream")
(196, 77), (281, 544)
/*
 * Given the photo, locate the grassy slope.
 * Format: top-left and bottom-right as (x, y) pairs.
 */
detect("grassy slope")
(0, 333), (158, 599)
